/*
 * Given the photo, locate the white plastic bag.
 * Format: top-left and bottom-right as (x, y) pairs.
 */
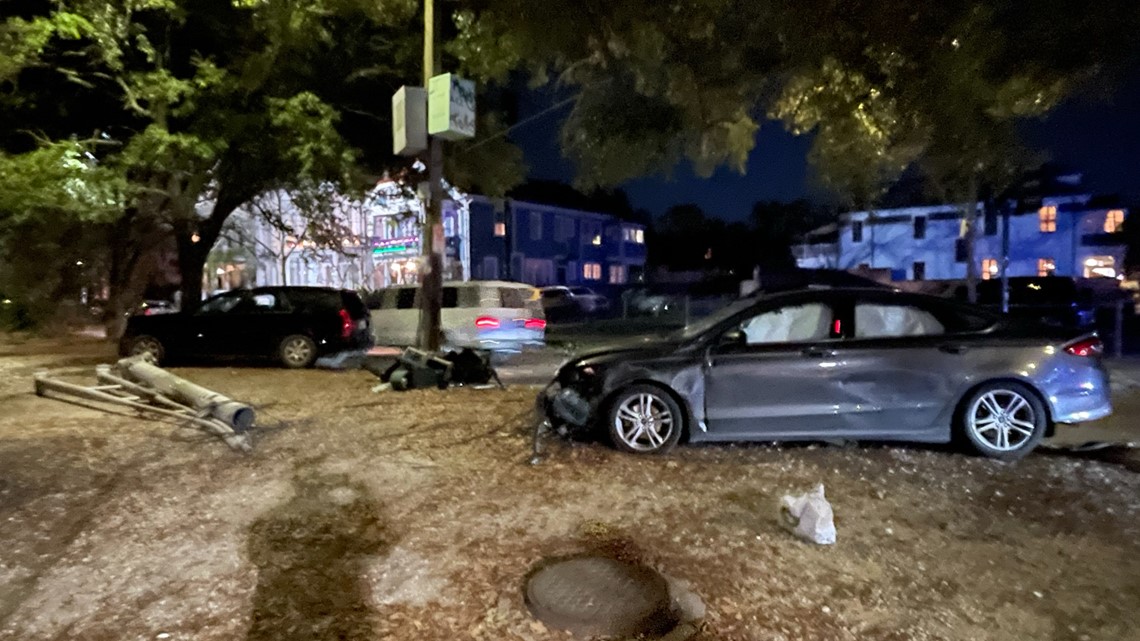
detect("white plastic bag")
(780, 484), (837, 545)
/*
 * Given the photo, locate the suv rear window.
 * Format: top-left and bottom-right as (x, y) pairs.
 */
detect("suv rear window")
(340, 291), (368, 319)
(281, 289), (340, 314)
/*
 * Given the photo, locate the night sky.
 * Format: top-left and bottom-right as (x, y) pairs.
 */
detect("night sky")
(513, 72), (1140, 222)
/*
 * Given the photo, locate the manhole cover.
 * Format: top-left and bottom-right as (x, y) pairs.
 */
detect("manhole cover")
(524, 555), (673, 638)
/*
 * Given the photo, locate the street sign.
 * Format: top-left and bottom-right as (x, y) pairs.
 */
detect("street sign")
(392, 86), (427, 155)
(427, 73), (475, 140)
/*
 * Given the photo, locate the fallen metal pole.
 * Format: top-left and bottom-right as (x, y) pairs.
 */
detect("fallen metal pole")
(34, 370), (251, 452)
(116, 356), (255, 432)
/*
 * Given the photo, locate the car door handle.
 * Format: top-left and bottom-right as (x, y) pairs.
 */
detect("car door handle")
(802, 347), (838, 358)
(938, 344), (967, 354)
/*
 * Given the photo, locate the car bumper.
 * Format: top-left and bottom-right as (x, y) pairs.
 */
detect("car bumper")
(538, 380), (593, 428)
(1047, 365), (1113, 424)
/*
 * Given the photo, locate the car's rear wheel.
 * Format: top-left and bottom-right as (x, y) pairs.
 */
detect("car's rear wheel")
(279, 335), (317, 369)
(607, 384), (683, 454)
(127, 335), (164, 365)
(959, 381), (1046, 460)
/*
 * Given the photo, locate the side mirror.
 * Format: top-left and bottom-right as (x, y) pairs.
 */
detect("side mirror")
(719, 328), (744, 346)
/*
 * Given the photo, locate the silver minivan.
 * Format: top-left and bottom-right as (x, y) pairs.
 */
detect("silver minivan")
(368, 281), (545, 352)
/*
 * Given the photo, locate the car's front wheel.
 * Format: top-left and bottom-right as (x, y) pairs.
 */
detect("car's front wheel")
(279, 335), (317, 369)
(127, 335), (165, 365)
(959, 381), (1047, 460)
(607, 384), (683, 454)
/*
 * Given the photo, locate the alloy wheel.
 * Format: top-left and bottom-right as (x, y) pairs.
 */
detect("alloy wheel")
(967, 389), (1037, 452)
(613, 392), (675, 452)
(130, 337), (162, 363)
(282, 337), (314, 367)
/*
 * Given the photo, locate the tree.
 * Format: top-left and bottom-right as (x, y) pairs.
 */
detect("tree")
(1, 0), (524, 331)
(453, 1), (1140, 292)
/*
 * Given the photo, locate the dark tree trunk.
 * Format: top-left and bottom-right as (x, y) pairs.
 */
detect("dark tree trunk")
(175, 188), (247, 308)
(105, 213), (144, 339)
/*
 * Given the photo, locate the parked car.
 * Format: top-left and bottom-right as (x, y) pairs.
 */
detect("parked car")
(366, 281), (545, 353)
(542, 287), (1111, 460)
(540, 286), (610, 321)
(120, 287), (372, 368)
(966, 277), (1096, 330)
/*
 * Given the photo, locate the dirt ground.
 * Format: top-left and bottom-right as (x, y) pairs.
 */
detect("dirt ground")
(0, 336), (1138, 641)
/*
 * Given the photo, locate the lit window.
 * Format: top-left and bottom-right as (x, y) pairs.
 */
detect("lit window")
(591, 234), (602, 246)
(1105, 209), (1124, 233)
(583, 263), (601, 280)
(981, 258), (998, 280)
(1084, 256), (1116, 279)
(622, 228), (645, 244)
(1037, 258), (1055, 277)
(609, 265), (626, 284)
(1039, 205), (1057, 233)
(494, 222), (505, 237)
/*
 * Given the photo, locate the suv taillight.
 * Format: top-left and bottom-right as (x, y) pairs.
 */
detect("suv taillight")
(1064, 337), (1103, 357)
(338, 309), (353, 339)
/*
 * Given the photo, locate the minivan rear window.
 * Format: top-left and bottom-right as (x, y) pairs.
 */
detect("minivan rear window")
(499, 287), (527, 308)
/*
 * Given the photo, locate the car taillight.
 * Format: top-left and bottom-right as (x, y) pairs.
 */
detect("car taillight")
(338, 309), (353, 339)
(475, 316), (500, 329)
(524, 318), (546, 330)
(1064, 337), (1103, 357)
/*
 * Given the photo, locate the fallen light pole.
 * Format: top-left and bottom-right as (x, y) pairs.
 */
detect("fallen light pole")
(33, 356), (254, 452)
(115, 356), (255, 432)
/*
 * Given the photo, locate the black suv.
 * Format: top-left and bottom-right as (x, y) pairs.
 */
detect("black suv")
(968, 277), (1096, 331)
(120, 287), (372, 368)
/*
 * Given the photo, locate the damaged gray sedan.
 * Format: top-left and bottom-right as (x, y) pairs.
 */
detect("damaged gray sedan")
(541, 288), (1112, 460)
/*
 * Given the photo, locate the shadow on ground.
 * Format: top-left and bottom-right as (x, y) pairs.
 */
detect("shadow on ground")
(246, 471), (391, 641)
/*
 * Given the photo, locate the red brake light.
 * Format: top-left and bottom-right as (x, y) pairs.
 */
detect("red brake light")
(524, 318), (547, 330)
(1064, 337), (1103, 357)
(475, 316), (500, 329)
(338, 309), (353, 339)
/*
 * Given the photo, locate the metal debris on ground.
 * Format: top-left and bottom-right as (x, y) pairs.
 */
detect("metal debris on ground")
(780, 483), (837, 545)
(365, 347), (504, 392)
(32, 355), (254, 452)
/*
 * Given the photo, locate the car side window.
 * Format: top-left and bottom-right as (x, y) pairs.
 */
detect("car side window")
(738, 303), (832, 345)
(855, 303), (944, 338)
(196, 292), (244, 315)
(395, 288), (417, 309)
(249, 293), (280, 311)
(442, 287), (458, 309)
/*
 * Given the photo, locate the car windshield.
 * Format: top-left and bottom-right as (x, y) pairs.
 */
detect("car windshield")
(674, 298), (756, 341)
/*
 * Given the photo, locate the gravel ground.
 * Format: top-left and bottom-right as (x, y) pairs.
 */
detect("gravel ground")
(0, 335), (1138, 641)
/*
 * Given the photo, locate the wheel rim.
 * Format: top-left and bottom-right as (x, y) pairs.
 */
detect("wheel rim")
(968, 390), (1037, 452)
(131, 338), (161, 362)
(283, 338), (313, 365)
(613, 392), (675, 451)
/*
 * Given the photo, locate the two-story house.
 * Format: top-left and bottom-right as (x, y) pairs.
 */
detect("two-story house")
(796, 172), (1129, 282)
(468, 197), (648, 288)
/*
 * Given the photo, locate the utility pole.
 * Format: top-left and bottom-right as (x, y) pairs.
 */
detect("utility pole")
(1000, 200), (1011, 314)
(416, 0), (444, 350)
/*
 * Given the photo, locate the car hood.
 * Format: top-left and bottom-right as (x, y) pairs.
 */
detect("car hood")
(565, 334), (682, 368)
